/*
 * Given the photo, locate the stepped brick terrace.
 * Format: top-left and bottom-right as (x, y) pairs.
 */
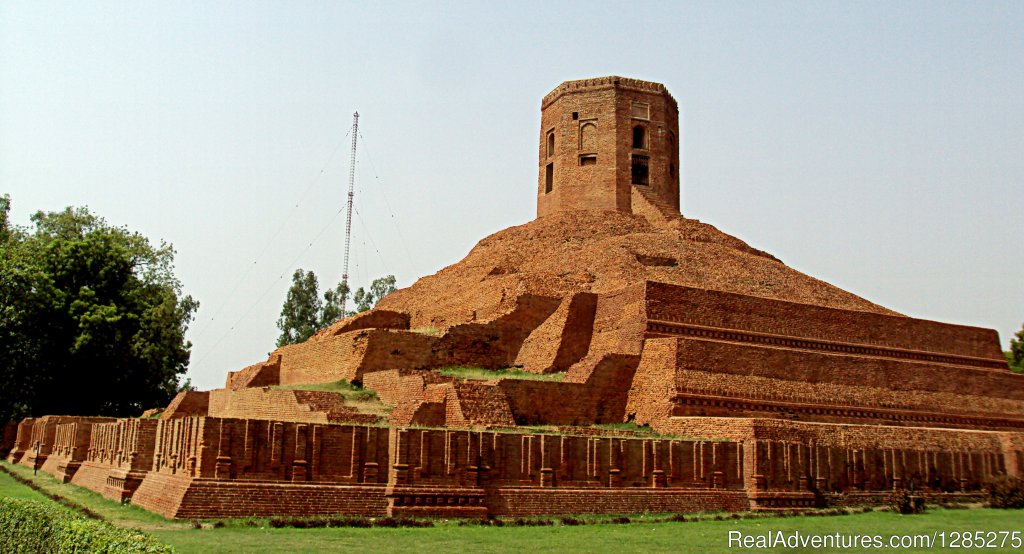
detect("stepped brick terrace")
(4, 76), (1021, 518)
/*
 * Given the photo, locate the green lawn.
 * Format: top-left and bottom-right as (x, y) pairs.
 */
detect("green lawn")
(148, 509), (1024, 554)
(3, 460), (1022, 553)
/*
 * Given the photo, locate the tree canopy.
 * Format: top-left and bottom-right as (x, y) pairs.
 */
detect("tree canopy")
(276, 270), (395, 347)
(0, 196), (198, 421)
(1007, 322), (1024, 373)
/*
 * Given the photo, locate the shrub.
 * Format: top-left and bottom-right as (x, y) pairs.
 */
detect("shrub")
(328, 516), (372, 528)
(0, 497), (173, 553)
(985, 475), (1024, 509)
(890, 489), (926, 514)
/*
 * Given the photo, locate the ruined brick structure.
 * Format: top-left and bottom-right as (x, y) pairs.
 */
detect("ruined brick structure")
(13, 76), (1023, 518)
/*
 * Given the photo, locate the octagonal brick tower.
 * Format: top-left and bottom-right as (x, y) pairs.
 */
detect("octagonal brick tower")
(537, 76), (681, 218)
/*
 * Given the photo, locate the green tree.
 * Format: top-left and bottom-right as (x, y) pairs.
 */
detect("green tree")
(351, 275), (398, 313)
(0, 199), (198, 421)
(320, 281), (350, 327)
(276, 271), (396, 346)
(276, 269), (324, 347)
(1007, 323), (1024, 373)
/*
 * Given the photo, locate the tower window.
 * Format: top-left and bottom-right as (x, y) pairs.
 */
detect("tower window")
(579, 155), (597, 166)
(572, 112), (579, 120)
(669, 163), (676, 178)
(545, 162), (554, 193)
(632, 125), (647, 149)
(546, 131), (555, 158)
(631, 155), (649, 185)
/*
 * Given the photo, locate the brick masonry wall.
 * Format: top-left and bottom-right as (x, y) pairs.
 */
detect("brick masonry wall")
(17, 416), (113, 470)
(389, 427), (744, 491)
(226, 356), (281, 390)
(514, 292), (597, 373)
(318, 309), (411, 336)
(645, 281), (1004, 363)
(363, 369), (451, 408)
(86, 418), (159, 471)
(588, 283), (647, 357)
(626, 338), (678, 426)
(650, 337), (1024, 425)
(488, 489), (749, 517)
(207, 388), (378, 424)
(5, 418), (35, 464)
(175, 481), (389, 519)
(20, 415), (1020, 518)
(131, 472), (195, 518)
(68, 462), (112, 496)
(162, 390), (210, 418)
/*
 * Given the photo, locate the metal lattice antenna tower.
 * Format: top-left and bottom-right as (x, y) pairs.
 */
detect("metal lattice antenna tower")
(340, 111), (359, 316)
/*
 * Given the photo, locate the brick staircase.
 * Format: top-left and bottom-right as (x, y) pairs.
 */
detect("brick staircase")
(631, 186), (680, 227)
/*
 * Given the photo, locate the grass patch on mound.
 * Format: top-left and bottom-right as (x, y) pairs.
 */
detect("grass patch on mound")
(273, 379), (391, 418)
(437, 366), (564, 382)
(274, 379), (374, 397)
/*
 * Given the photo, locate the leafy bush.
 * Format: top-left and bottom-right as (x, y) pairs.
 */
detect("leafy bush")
(890, 489), (926, 514)
(0, 497), (173, 553)
(984, 475), (1024, 509)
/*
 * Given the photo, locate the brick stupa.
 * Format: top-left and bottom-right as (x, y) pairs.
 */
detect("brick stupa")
(8, 77), (1022, 519)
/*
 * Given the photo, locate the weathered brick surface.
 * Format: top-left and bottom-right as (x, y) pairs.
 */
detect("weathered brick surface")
(226, 355), (281, 390)
(363, 369), (451, 408)
(4, 418), (33, 464)
(207, 388), (379, 424)
(318, 309), (411, 336)
(15, 416), (113, 470)
(131, 472), (193, 518)
(644, 281), (1004, 364)
(67, 462), (113, 496)
(42, 420), (114, 482)
(162, 390), (210, 418)
(626, 337), (1024, 431)
(260, 294), (561, 387)
(514, 293), (596, 373)
(488, 489), (750, 516)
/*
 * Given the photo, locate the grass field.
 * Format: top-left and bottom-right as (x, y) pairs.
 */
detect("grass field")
(3, 460), (1022, 553)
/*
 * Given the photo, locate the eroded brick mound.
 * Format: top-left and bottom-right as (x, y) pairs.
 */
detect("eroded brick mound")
(376, 209), (897, 332)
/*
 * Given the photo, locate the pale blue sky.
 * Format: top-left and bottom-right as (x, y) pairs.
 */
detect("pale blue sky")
(2, 1), (1022, 390)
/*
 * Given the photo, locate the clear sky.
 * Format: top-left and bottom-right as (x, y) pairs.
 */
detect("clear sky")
(2, 1), (1021, 390)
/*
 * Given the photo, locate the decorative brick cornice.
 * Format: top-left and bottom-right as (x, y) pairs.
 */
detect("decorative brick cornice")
(646, 319), (1008, 370)
(542, 76), (677, 109)
(671, 392), (1024, 431)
